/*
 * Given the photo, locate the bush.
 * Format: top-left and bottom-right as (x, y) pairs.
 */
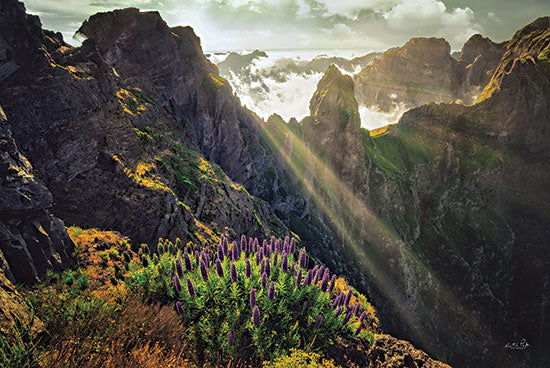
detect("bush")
(126, 235), (375, 366)
(263, 348), (341, 368)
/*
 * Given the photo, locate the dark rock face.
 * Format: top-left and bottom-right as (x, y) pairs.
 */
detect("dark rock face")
(0, 106), (75, 284)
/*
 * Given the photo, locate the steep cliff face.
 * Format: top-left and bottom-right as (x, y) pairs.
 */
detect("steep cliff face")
(0, 1), (292, 263)
(0, 106), (75, 284)
(355, 35), (505, 111)
(355, 38), (455, 111)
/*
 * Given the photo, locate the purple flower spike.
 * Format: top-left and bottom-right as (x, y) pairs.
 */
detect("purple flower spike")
(295, 268), (302, 287)
(332, 294), (341, 308)
(328, 274), (337, 293)
(216, 258), (225, 278)
(334, 306), (343, 317)
(290, 261), (296, 276)
(186, 278), (196, 298)
(261, 273), (268, 289)
(175, 301), (184, 315)
(218, 243), (224, 262)
(223, 238), (228, 257)
(342, 308), (353, 324)
(255, 252), (261, 266)
(320, 271), (329, 292)
(227, 330), (234, 346)
(266, 261), (271, 277)
(268, 281), (275, 300)
(315, 314), (323, 328)
(250, 288), (257, 308)
(353, 303), (361, 316)
(281, 254), (288, 273)
(230, 262), (238, 283)
(231, 244), (237, 262)
(260, 259), (266, 276)
(298, 248), (306, 268)
(175, 258), (184, 277)
(337, 291), (345, 307)
(200, 259), (209, 281)
(184, 252), (193, 272)
(273, 253), (278, 268)
(344, 290), (352, 306)
(359, 311), (367, 323)
(290, 237), (296, 254)
(173, 275), (182, 293)
(355, 326), (363, 335)
(265, 244), (271, 259)
(252, 305), (261, 328)
(303, 270), (313, 287)
(245, 258), (252, 278)
(241, 234), (247, 251)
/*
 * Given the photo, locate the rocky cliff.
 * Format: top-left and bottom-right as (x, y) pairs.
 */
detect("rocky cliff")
(355, 35), (505, 111)
(268, 17), (549, 368)
(0, 106), (75, 284)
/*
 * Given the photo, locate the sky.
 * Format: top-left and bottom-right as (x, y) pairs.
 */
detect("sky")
(22, 0), (550, 52)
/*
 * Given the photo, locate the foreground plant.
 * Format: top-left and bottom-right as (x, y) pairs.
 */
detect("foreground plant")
(127, 235), (376, 365)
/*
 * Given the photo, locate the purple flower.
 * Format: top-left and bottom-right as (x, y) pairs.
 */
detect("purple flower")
(175, 301), (184, 315)
(298, 248), (307, 268)
(315, 313), (323, 328)
(231, 243), (238, 262)
(332, 294), (341, 308)
(218, 244), (224, 262)
(216, 258), (225, 278)
(290, 261), (296, 276)
(260, 259), (266, 276)
(230, 262), (238, 283)
(266, 261), (271, 277)
(223, 237), (228, 258)
(175, 258), (184, 277)
(268, 281), (275, 300)
(250, 288), (256, 308)
(199, 259), (209, 281)
(184, 252), (193, 272)
(273, 253), (278, 268)
(255, 252), (261, 266)
(328, 274), (337, 293)
(265, 244), (271, 259)
(173, 275), (182, 293)
(252, 305), (261, 328)
(359, 311), (367, 323)
(303, 270), (313, 287)
(227, 330), (234, 346)
(355, 326), (363, 335)
(342, 308), (353, 324)
(186, 278), (196, 298)
(320, 270), (330, 292)
(353, 303), (361, 316)
(270, 236), (275, 247)
(344, 290), (352, 306)
(334, 306), (343, 317)
(295, 268), (302, 287)
(281, 254), (288, 273)
(241, 235), (247, 253)
(245, 258), (251, 278)
(259, 246), (264, 260)
(337, 291), (345, 307)
(261, 273), (268, 289)
(290, 237), (296, 254)
(249, 237), (254, 253)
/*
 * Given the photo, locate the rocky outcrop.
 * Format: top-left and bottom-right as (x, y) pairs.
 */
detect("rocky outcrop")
(355, 38), (455, 111)
(0, 106), (75, 284)
(355, 35), (505, 111)
(301, 65), (365, 188)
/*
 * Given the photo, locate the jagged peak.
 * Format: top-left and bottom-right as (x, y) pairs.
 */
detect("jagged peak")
(511, 16), (550, 42)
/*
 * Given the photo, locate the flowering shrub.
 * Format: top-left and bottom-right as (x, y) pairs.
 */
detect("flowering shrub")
(126, 235), (375, 365)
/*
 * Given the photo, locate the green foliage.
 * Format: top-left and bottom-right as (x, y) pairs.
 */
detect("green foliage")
(127, 238), (374, 366)
(0, 309), (40, 368)
(129, 88), (155, 105)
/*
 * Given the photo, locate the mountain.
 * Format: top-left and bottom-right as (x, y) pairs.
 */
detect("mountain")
(1, 0), (549, 366)
(354, 35), (505, 110)
(263, 18), (549, 368)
